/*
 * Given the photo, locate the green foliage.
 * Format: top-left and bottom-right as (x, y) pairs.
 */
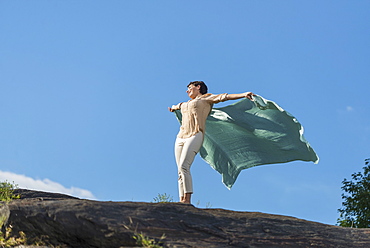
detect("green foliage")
(133, 232), (166, 248)
(0, 181), (30, 247)
(338, 159), (370, 228)
(124, 217), (166, 248)
(0, 181), (20, 202)
(152, 193), (173, 203)
(0, 226), (27, 247)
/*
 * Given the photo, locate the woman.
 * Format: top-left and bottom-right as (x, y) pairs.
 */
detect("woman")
(169, 81), (255, 204)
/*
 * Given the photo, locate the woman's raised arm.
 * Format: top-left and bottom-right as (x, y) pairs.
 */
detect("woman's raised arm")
(227, 92), (255, 101)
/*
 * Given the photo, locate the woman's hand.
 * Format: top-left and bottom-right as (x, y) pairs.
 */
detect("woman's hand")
(168, 107), (174, 112)
(245, 92), (256, 100)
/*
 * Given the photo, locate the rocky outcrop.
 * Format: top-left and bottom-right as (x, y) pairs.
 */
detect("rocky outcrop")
(5, 189), (370, 247)
(0, 202), (10, 229)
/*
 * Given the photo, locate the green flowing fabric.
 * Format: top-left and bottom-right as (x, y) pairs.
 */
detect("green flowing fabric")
(174, 95), (319, 189)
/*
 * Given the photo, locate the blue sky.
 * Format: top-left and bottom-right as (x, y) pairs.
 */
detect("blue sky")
(1, 1), (369, 225)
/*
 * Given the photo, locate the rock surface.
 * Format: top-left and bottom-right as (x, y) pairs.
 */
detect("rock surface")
(0, 202), (10, 230)
(6, 189), (370, 247)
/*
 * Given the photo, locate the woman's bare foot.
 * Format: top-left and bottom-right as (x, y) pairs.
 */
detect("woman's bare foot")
(181, 193), (192, 204)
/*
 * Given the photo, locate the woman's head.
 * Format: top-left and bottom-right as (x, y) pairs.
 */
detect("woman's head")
(187, 81), (208, 95)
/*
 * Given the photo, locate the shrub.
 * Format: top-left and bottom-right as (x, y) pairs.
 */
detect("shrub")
(0, 181), (20, 202)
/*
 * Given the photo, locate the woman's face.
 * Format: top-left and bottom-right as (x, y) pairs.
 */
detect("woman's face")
(186, 84), (201, 99)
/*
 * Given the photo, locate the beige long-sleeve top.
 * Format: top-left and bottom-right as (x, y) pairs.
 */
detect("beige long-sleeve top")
(172, 93), (228, 139)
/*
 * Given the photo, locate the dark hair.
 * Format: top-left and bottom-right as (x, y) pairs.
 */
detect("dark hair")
(187, 81), (208, 94)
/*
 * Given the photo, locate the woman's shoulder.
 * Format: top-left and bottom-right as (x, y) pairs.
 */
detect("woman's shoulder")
(200, 93), (228, 103)
(200, 93), (213, 98)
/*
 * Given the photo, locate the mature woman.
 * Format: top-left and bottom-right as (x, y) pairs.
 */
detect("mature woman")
(169, 81), (255, 204)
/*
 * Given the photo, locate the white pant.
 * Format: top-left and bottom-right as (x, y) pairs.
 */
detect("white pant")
(174, 132), (204, 198)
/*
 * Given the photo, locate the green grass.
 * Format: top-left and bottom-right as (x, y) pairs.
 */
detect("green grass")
(133, 232), (166, 248)
(152, 193), (173, 203)
(124, 217), (167, 247)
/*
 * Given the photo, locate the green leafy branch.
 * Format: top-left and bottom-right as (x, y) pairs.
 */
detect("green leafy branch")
(0, 181), (20, 202)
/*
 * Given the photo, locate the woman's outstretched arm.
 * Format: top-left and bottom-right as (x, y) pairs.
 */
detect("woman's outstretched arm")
(227, 92), (256, 101)
(168, 102), (183, 112)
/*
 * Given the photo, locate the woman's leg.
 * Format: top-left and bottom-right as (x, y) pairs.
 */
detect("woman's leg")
(174, 132), (203, 203)
(174, 137), (185, 201)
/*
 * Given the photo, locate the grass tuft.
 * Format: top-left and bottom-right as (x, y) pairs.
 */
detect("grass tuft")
(152, 193), (173, 203)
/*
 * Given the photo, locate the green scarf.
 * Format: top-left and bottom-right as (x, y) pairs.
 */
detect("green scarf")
(174, 95), (319, 189)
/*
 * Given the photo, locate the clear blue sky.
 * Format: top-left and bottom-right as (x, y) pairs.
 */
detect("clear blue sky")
(1, 1), (369, 225)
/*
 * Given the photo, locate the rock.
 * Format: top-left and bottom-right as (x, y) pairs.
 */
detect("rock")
(14, 189), (79, 201)
(0, 202), (10, 231)
(5, 189), (370, 247)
